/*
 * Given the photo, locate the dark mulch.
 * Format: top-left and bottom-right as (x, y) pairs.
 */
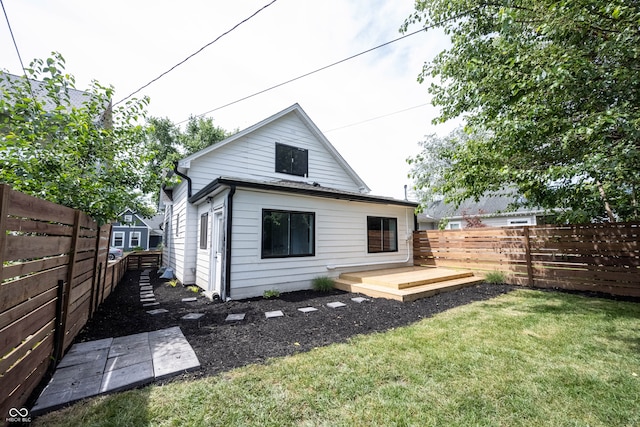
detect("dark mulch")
(72, 269), (515, 385)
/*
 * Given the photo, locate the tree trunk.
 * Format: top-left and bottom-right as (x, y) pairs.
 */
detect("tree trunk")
(597, 181), (616, 222)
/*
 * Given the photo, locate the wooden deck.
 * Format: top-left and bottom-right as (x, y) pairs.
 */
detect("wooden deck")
(334, 266), (483, 302)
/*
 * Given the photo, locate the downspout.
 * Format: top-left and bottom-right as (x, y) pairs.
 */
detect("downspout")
(224, 185), (236, 300)
(173, 161), (192, 198)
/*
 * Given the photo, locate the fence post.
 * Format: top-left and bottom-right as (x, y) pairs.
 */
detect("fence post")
(523, 226), (534, 287)
(57, 210), (82, 354)
(52, 279), (67, 365)
(0, 185), (9, 282)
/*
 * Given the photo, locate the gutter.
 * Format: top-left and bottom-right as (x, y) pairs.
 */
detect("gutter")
(173, 161), (192, 198)
(223, 185), (236, 300)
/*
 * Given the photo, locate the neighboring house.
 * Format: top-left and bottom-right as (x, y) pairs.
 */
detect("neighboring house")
(417, 194), (547, 230)
(111, 210), (164, 251)
(161, 103), (418, 300)
(0, 73), (112, 127)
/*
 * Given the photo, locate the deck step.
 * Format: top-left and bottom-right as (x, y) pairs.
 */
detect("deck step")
(340, 266), (475, 290)
(334, 275), (484, 302)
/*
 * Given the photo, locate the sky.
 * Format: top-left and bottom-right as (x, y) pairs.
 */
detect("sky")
(0, 0), (458, 200)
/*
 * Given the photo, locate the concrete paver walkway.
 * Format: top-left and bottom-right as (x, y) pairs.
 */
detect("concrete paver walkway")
(31, 326), (199, 415)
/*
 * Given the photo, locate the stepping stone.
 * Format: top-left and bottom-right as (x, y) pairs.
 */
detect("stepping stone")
(351, 297), (370, 303)
(143, 302), (160, 307)
(182, 313), (205, 320)
(140, 292), (154, 298)
(327, 301), (347, 308)
(225, 313), (246, 322)
(140, 297), (156, 303)
(140, 285), (153, 291)
(298, 307), (318, 313)
(181, 297), (197, 302)
(265, 310), (284, 318)
(147, 308), (168, 315)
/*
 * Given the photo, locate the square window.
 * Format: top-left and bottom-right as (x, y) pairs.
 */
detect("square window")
(112, 231), (125, 247)
(262, 209), (314, 258)
(367, 216), (398, 253)
(130, 231), (141, 248)
(275, 143), (308, 177)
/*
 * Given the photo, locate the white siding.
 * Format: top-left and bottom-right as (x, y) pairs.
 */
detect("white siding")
(164, 180), (198, 284)
(228, 189), (415, 299)
(194, 192), (227, 291)
(187, 112), (362, 194)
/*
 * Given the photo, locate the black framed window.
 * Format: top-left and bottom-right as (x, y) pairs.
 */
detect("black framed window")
(275, 143), (308, 177)
(367, 216), (398, 253)
(262, 209), (315, 258)
(200, 213), (208, 249)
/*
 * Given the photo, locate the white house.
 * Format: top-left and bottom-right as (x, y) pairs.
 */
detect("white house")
(161, 103), (417, 300)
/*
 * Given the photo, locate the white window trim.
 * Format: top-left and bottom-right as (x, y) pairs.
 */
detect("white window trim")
(112, 231), (125, 247)
(129, 231), (142, 248)
(124, 214), (133, 223)
(447, 221), (462, 230)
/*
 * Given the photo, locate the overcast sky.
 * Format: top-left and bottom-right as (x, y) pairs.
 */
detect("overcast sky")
(1, 0), (458, 200)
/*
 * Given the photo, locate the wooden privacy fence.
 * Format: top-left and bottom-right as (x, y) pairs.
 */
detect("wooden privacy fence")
(414, 222), (640, 297)
(0, 185), (127, 417)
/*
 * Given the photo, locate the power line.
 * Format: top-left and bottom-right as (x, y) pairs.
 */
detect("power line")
(178, 27), (429, 124)
(1, 0), (29, 78)
(325, 103), (430, 133)
(113, 0), (278, 107)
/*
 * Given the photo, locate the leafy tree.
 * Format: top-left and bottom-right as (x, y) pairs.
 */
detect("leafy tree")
(0, 53), (154, 223)
(403, 1), (640, 222)
(181, 116), (229, 155)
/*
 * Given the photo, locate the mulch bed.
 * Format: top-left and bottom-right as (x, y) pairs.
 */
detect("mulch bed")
(72, 269), (515, 385)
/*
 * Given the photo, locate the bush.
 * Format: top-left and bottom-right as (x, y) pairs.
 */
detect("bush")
(312, 276), (335, 292)
(484, 270), (507, 284)
(263, 289), (280, 299)
(131, 246), (144, 252)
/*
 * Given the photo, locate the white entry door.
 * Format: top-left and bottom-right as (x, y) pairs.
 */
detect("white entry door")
(209, 210), (224, 297)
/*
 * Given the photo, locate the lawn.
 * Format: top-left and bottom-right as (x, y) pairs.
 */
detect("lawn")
(34, 289), (640, 426)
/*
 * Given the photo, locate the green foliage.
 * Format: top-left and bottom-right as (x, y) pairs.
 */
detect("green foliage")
(131, 246), (144, 252)
(484, 270), (507, 285)
(181, 116), (229, 155)
(145, 116), (230, 203)
(187, 285), (200, 294)
(312, 276), (335, 292)
(167, 279), (179, 288)
(403, 1), (640, 223)
(0, 53), (155, 224)
(263, 289), (280, 299)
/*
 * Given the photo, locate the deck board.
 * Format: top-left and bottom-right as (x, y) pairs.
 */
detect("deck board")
(335, 267), (483, 302)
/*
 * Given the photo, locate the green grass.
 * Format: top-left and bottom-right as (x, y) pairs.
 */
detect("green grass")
(34, 290), (640, 426)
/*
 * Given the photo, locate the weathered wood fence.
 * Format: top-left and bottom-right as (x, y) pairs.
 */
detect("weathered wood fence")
(414, 222), (640, 297)
(0, 185), (127, 417)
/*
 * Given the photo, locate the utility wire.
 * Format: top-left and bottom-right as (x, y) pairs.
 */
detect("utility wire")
(1, 0), (30, 79)
(113, 0), (278, 106)
(325, 103), (430, 133)
(178, 26), (429, 124)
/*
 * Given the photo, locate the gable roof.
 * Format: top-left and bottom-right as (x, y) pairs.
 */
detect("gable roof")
(418, 193), (544, 222)
(177, 103), (370, 193)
